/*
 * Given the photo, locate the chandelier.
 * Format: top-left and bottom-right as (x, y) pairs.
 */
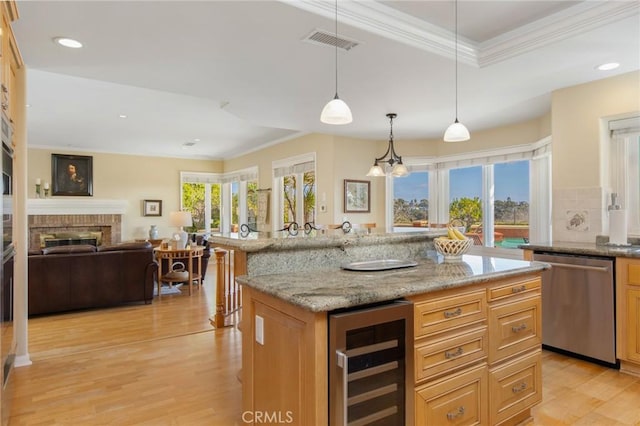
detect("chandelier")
(366, 113), (409, 177)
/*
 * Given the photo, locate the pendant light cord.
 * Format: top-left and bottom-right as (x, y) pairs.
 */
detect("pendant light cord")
(335, 0), (338, 96)
(454, 0), (458, 120)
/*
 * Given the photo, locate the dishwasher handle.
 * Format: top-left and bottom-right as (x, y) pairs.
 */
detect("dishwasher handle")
(544, 262), (610, 273)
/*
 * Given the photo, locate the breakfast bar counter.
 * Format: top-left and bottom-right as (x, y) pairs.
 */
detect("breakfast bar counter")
(236, 254), (547, 312)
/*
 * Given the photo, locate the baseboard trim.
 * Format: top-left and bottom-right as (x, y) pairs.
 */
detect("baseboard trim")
(14, 354), (32, 367)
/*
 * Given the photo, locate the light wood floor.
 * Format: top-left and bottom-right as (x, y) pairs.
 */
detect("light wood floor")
(7, 271), (640, 425)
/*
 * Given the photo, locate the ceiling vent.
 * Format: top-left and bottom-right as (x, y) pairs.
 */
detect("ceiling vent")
(303, 29), (359, 51)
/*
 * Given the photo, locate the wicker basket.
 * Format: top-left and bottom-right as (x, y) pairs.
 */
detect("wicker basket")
(434, 238), (472, 263)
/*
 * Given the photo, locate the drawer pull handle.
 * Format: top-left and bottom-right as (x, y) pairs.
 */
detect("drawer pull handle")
(443, 307), (462, 318)
(445, 347), (464, 359)
(511, 323), (527, 333)
(511, 285), (526, 293)
(446, 406), (465, 421)
(512, 382), (527, 393)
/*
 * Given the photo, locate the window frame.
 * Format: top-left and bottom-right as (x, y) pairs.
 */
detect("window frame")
(387, 138), (551, 252)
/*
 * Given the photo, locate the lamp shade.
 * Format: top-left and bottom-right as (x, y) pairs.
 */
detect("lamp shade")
(170, 211), (193, 228)
(320, 96), (353, 125)
(391, 163), (409, 177)
(443, 119), (470, 142)
(366, 164), (385, 177)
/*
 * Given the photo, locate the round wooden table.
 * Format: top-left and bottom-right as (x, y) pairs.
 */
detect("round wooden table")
(154, 245), (204, 297)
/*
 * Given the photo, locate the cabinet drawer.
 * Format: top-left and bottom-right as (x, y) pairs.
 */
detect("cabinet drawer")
(415, 326), (487, 383)
(488, 278), (540, 302)
(415, 290), (486, 339)
(489, 350), (542, 425)
(627, 262), (640, 286)
(415, 363), (488, 425)
(489, 296), (541, 363)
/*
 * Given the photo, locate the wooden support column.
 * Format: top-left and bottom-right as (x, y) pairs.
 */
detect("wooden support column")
(211, 249), (228, 328)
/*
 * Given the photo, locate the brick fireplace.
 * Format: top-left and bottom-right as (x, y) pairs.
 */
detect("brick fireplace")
(28, 199), (127, 251)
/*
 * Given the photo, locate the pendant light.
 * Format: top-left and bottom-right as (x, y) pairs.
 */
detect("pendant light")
(320, 0), (352, 125)
(367, 113), (409, 177)
(443, 0), (470, 142)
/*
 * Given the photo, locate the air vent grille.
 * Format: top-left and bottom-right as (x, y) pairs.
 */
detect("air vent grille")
(304, 29), (359, 51)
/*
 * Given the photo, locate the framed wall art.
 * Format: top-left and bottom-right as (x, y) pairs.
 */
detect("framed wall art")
(344, 179), (370, 213)
(52, 153), (93, 196)
(143, 199), (163, 217)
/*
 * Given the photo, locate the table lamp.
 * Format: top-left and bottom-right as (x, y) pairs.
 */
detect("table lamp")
(170, 211), (192, 249)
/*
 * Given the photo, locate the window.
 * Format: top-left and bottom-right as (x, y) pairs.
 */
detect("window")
(273, 153), (316, 230)
(393, 172), (429, 229)
(180, 172), (223, 235)
(180, 167), (257, 235)
(610, 116), (640, 235)
(247, 180), (258, 230)
(389, 138), (550, 249)
(494, 161), (530, 248)
(449, 166), (483, 235)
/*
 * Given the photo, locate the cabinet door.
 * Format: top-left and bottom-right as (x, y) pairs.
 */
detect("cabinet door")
(252, 301), (305, 424)
(488, 296), (541, 363)
(489, 350), (541, 425)
(627, 288), (640, 364)
(415, 364), (488, 425)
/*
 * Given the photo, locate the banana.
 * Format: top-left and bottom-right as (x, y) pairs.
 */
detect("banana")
(447, 227), (457, 240)
(452, 227), (468, 240)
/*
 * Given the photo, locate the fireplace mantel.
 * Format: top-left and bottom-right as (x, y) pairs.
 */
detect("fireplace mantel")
(28, 199), (128, 215)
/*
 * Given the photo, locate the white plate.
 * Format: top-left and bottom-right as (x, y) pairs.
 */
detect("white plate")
(340, 259), (418, 271)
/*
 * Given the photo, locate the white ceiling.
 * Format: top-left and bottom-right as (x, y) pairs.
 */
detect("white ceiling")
(11, 0), (640, 160)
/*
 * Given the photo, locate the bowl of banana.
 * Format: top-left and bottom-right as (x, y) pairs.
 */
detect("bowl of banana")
(434, 227), (472, 263)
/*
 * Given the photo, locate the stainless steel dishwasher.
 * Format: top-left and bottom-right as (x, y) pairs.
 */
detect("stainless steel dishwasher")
(533, 252), (616, 365)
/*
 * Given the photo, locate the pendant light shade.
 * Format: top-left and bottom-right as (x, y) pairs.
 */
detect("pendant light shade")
(444, 119), (470, 142)
(321, 94), (352, 125)
(366, 113), (409, 178)
(321, 0), (352, 125)
(444, 0), (470, 142)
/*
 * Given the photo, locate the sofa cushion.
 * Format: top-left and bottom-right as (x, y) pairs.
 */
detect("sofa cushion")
(42, 245), (97, 255)
(98, 241), (152, 252)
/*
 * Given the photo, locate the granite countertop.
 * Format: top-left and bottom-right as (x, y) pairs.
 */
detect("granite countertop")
(236, 254), (548, 312)
(209, 228), (445, 253)
(520, 241), (640, 258)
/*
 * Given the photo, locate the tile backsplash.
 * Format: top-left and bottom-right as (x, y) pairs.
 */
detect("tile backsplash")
(553, 187), (606, 242)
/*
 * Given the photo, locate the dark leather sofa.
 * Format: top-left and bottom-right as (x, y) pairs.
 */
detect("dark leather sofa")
(28, 241), (157, 316)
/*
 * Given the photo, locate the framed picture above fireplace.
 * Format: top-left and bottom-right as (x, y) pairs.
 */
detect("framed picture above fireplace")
(52, 153), (93, 196)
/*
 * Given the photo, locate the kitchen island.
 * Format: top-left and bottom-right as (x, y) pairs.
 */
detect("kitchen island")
(237, 249), (548, 425)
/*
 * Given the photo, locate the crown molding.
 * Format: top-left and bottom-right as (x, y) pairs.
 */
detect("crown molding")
(478, 1), (640, 67)
(282, 0), (639, 69)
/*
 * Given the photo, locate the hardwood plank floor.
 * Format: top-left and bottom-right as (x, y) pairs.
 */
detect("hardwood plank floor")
(7, 269), (640, 425)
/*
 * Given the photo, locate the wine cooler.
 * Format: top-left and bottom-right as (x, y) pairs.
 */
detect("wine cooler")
(329, 300), (413, 426)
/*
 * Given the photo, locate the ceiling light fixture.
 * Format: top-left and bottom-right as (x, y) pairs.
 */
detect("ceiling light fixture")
(320, 0), (352, 125)
(597, 62), (620, 71)
(53, 37), (83, 49)
(366, 113), (409, 178)
(443, 0), (470, 143)
(118, 114), (127, 119)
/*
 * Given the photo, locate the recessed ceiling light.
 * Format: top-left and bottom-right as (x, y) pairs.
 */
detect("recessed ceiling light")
(193, 138), (201, 142)
(118, 114), (127, 119)
(53, 37), (83, 49)
(26, 104), (31, 108)
(596, 62), (620, 71)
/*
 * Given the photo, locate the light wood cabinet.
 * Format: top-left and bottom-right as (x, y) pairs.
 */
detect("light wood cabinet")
(242, 287), (328, 425)
(242, 271), (542, 425)
(409, 274), (542, 426)
(616, 257), (640, 376)
(415, 363), (488, 425)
